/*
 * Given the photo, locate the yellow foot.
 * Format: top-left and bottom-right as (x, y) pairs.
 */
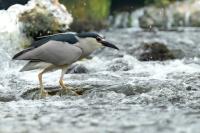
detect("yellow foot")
(39, 90), (49, 98)
(59, 86), (79, 96)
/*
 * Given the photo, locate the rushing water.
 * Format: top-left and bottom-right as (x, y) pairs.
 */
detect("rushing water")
(1, 3), (200, 133)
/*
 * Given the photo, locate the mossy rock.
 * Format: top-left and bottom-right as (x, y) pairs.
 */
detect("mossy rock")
(60, 0), (111, 31)
(19, 4), (66, 38)
(137, 42), (175, 61)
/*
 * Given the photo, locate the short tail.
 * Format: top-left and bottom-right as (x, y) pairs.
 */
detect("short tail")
(12, 48), (33, 60)
(20, 61), (50, 72)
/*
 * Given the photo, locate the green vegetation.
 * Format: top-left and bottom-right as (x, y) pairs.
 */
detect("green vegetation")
(60, 0), (111, 31)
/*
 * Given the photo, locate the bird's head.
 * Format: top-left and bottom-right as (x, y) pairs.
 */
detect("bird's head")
(77, 32), (119, 50)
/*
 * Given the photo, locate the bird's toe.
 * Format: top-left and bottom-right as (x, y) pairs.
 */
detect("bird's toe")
(59, 87), (79, 96)
(39, 90), (49, 98)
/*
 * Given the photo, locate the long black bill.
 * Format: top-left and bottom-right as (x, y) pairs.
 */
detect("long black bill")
(101, 40), (119, 50)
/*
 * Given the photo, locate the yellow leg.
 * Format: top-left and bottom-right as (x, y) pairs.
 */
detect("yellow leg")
(37, 65), (55, 98)
(38, 72), (49, 98)
(59, 80), (69, 90)
(59, 67), (78, 96)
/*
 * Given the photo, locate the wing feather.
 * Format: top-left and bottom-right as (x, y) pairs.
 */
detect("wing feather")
(13, 32), (79, 60)
(14, 40), (82, 66)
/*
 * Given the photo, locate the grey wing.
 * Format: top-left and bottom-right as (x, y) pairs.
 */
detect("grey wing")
(16, 40), (82, 65)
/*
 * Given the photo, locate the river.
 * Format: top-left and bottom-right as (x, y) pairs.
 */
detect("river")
(1, 2), (200, 133)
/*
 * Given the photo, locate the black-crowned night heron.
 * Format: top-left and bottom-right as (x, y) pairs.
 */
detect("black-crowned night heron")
(13, 32), (119, 97)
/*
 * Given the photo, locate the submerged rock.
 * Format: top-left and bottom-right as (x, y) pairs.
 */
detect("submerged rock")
(66, 64), (89, 74)
(0, 93), (16, 102)
(106, 58), (132, 71)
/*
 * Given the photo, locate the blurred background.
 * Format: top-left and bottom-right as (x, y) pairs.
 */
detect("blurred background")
(0, 0), (192, 33)
(1, 0), (200, 133)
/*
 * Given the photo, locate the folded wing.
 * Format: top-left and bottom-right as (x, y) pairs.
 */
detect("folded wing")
(13, 40), (82, 66)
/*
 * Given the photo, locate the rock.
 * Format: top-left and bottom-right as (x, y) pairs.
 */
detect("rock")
(0, 94), (16, 102)
(18, 0), (73, 38)
(136, 42), (175, 61)
(106, 58), (132, 71)
(66, 64), (89, 74)
(106, 83), (152, 96)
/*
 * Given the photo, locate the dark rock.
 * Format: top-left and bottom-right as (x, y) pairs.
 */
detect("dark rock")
(21, 86), (85, 100)
(136, 42), (175, 61)
(0, 94), (16, 102)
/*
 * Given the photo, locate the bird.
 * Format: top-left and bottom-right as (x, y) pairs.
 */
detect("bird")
(13, 32), (119, 98)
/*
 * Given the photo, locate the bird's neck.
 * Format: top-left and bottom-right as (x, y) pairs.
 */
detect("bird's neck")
(75, 38), (102, 57)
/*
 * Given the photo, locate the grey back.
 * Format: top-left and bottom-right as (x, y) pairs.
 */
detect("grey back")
(15, 41), (83, 66)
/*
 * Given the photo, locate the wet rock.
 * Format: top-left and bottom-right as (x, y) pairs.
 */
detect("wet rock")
(18, 0), (73, 38)
(106, 58), (132, 71)
(135, 42), (175, 61)
(21, 86), (86, 100)
(106, 83), (152, 96)
(170, 49), (185, 59)
(66, 64), (89, 74)
(0, 93), (16, 102)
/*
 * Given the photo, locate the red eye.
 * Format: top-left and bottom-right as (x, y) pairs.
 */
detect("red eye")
(96, 37), (101, 42)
